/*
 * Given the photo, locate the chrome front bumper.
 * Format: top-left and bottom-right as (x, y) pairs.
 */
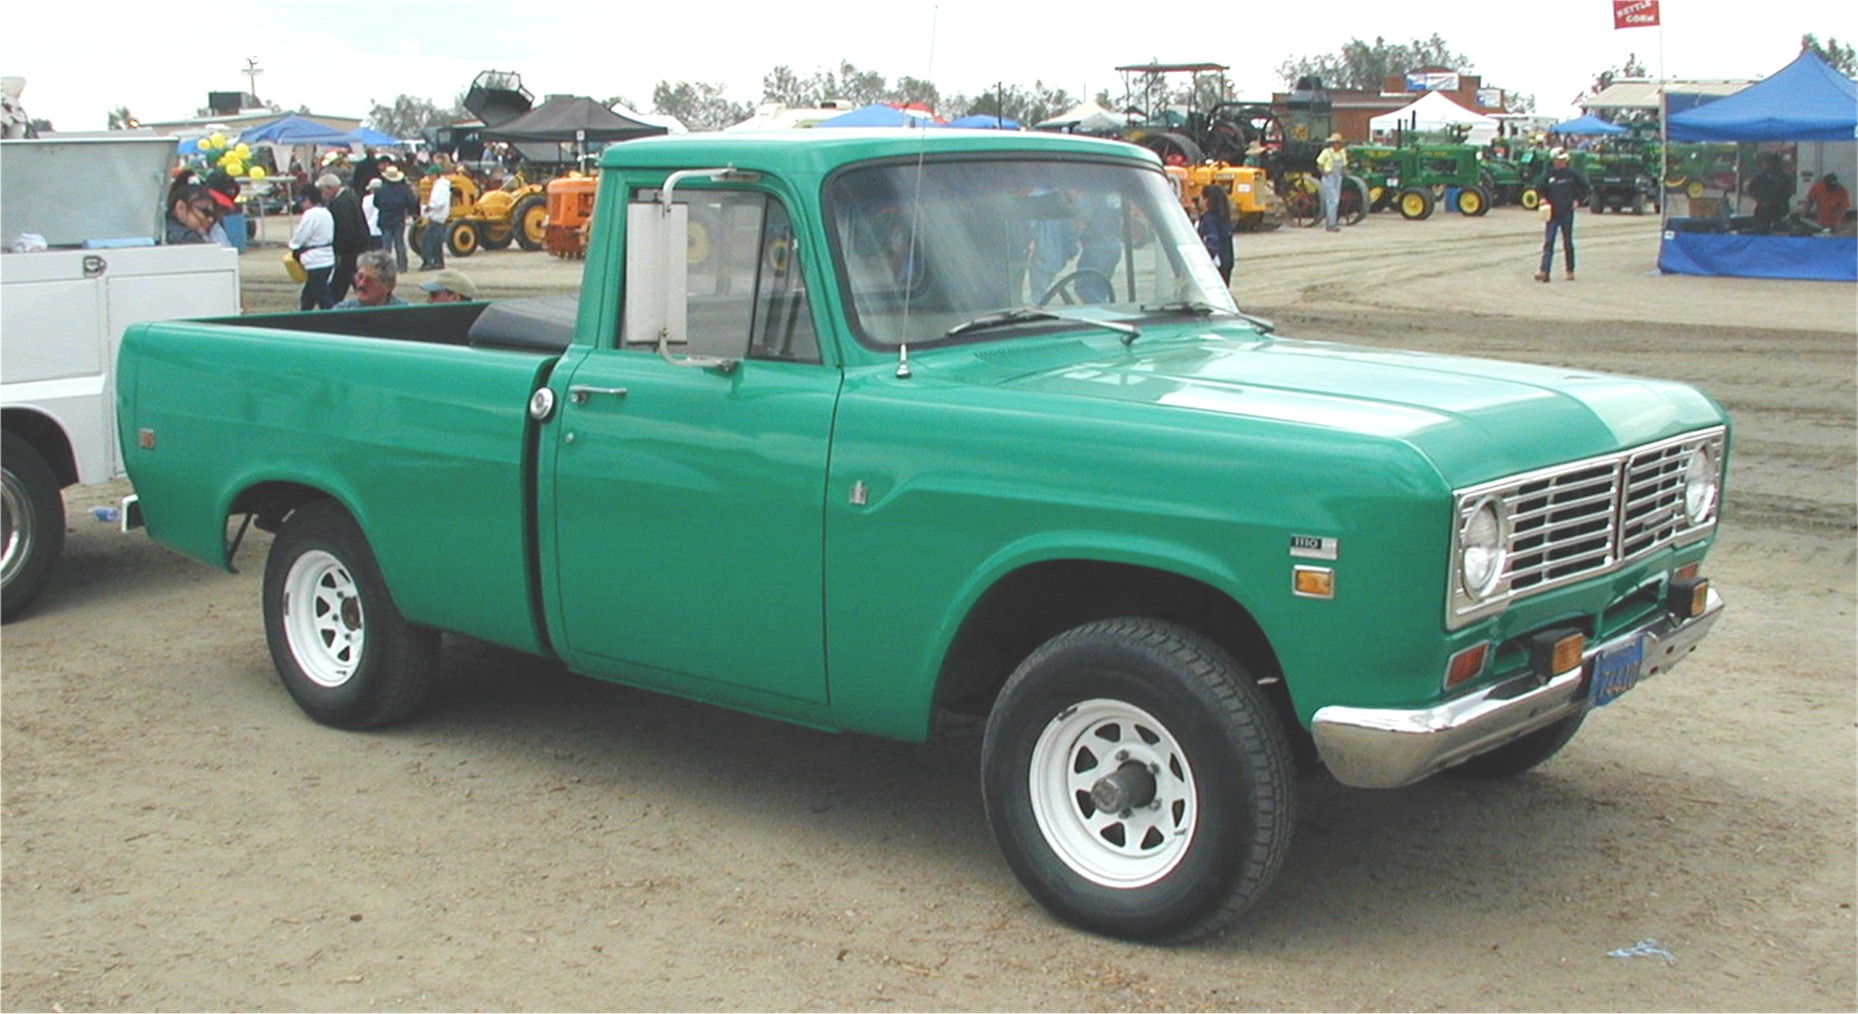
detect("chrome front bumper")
(1312, 588), (1725, 789)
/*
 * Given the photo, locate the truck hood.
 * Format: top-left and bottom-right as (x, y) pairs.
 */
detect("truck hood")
(942, 327), (1726, 486)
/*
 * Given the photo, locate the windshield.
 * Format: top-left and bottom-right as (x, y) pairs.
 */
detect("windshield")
(824, 157), (1237, 348)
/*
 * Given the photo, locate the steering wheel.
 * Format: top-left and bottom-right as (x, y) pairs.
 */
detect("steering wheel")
(1038, 268), (1113, 306)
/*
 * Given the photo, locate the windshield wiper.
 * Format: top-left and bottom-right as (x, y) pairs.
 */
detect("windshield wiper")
(1139, 300), (1232, 317)
(945, 307), (1142, 344)
(1140, 301), (1275, 335)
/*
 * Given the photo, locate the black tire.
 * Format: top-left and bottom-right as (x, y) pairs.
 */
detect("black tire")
(479, 224), (514, 250)
(1340, 175), (1370, 225)
(262, 500), (438, 729)
(2, 432), (66, 620)
(1449, 711), (1587, 778)
(512, 194), (548, 251)
(1397, 186), (1435, 221)
(446, 219), (480, 258)
(981, 618), (1296, 942)
(1455, 185), (1492, 217)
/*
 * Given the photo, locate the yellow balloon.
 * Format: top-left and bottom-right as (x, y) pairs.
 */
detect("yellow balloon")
(209, 132), (226, 149)
(234, 143), (250, 158)
(224, 160), (245, 177)
(249, 166), (267, 180)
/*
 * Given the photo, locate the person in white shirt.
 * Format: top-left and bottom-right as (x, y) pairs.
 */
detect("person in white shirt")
(362, 178), (383, 250)
(289, 185), (338, 309)
(420, 164), (452, 270)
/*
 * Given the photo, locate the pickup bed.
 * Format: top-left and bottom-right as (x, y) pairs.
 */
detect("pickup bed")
(118, 130), (1729, 941)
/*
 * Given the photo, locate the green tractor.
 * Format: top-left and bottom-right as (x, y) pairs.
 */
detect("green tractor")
(1348, 142), (1494, 220)
(1587, 147), (1661, 215)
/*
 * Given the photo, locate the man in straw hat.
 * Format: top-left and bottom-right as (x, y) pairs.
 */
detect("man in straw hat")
(1316, 132), (1348, 232)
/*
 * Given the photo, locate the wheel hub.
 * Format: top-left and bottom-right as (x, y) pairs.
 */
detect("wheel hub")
(1089, 760), (1158, 815)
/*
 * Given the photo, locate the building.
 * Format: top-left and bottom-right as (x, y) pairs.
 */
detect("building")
(1275, 68), (1510, 142)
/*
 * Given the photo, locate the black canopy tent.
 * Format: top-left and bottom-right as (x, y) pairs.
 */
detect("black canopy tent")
(478, 95), (667, 164)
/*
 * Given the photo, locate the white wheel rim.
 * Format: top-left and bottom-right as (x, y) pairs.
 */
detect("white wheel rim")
(0, 466), (33, 590)
(282, 549), (365, 688)
(1028, 698), (1197, 888)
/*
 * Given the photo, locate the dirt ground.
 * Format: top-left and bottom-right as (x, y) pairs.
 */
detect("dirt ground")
(3, 205), (1854, 1012)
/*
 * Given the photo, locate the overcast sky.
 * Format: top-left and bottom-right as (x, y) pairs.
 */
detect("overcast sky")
(5, 0), (1853, 132)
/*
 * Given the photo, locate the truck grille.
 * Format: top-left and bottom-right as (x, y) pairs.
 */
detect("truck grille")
(1448, 428), (1725, 627)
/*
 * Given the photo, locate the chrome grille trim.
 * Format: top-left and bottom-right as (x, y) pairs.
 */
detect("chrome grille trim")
(1447, 428), (1726, 628)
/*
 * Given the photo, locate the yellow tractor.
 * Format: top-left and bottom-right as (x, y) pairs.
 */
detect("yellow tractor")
(1166, 163), (1288, 232)
(411, 170), (550, 257)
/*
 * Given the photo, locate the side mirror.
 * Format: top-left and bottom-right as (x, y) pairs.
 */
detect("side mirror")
(621, 167), (758, 373)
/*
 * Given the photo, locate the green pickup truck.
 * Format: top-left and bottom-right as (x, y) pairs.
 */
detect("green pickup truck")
(117, 130), (1728, 942)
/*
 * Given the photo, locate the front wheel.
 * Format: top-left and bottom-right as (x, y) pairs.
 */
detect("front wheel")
(446, 219), (480, 258)
(262, 500), (438, 729)
(981, 618), (1296, 942)
(1, 432), (65, 620)
(1449, 711), (1586, 778)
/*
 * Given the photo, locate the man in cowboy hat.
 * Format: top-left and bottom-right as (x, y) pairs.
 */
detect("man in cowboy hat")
(372, 164), (419, 271)
(1534, 148), (1591, 282)
(1316, 132), (1349, 231)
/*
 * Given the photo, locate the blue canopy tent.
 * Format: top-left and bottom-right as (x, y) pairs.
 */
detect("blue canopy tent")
(1660, 51), (1857, 282)
(816, 103), (937, 128)
(1551, 113), (1627, 135)
(346, 126), (407, 147)
(238, 114), (356, 146)
(943, 114), (1020, 130)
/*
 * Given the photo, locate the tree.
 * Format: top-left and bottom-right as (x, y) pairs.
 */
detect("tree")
(651, 81), (751, 132)
(761, 65), (811, 106)
(948, 82), (1075, 125)
(107, 106), (139, 130)
(1585, 53), (1651, 99)
(756, 61), (916, 109)
(366, 95), (460, 138)
(1276, 34), (1474, 91)
(1801, 33), (1857, 77)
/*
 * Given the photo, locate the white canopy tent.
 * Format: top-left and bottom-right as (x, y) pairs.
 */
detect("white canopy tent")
(1369, 91), (1499, 145)
(1033, 101), (1123, 134)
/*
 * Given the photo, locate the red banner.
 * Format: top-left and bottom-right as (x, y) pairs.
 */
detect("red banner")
(1613, 0), (1660, 28)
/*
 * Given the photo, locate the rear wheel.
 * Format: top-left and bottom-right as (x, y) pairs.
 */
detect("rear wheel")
(1454, 185), (1491, 216)
(513, 194), (549, 251)
(479, 223), (514, 250)
(1397, 186), (1435, 220)
(262, 500), (438, 729)
(1340, 175), (1370, 225)
(981, 618), (1296, 942)
(1, 432), (64, 620)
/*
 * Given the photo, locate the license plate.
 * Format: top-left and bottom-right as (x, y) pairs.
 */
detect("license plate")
(1589, 635), (1646, 707)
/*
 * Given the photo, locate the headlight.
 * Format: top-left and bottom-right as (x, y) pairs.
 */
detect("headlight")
(1682, 444), (1721, 525)
(1458, 497), (1508, 599)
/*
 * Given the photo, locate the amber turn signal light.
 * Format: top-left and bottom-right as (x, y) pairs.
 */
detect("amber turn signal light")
(1527, 628), (1586, 678)
(1444, 643), (1489, 690)
(1668, 576), (1709, 619)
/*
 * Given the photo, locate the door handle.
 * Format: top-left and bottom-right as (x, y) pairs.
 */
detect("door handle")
(568, 385), (629, 403)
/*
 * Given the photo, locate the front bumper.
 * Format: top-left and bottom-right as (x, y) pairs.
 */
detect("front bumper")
(1312, 588), (1725, 789)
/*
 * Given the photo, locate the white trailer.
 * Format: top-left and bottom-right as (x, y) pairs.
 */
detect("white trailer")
(2, 135), (240, 616)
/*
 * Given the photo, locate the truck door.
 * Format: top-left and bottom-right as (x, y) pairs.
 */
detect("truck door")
(548, 190), (837, 705)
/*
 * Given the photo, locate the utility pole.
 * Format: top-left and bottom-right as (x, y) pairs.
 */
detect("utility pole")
(242, 57), (263, 105)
